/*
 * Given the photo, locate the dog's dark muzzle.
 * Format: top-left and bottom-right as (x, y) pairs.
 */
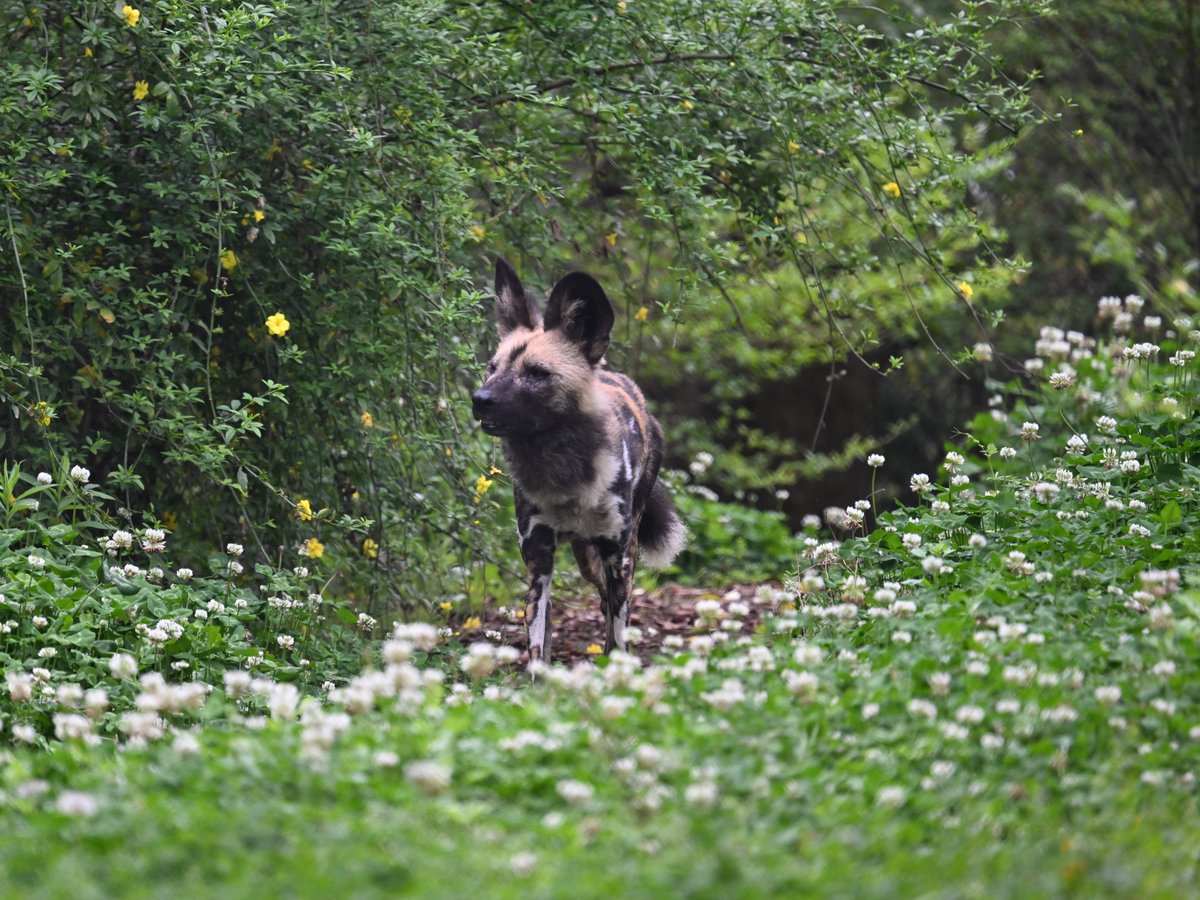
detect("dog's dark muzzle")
(472, 389), (505, 435)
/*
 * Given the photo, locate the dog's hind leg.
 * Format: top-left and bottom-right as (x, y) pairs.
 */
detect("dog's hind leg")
(596, 527), (639, 654)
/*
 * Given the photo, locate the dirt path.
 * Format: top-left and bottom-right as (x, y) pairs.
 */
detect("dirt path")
(474, 583), (776, 666)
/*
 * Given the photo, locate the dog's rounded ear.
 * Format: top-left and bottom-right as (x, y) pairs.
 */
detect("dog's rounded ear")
(544, 272), (614, 366)
(494, 258), (542, 336)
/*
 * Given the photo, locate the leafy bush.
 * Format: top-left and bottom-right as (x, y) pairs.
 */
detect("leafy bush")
(0, 456), (369, 747)
(2, 0), (1051, 604)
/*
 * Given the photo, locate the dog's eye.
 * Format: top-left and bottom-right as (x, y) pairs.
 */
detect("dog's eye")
(525, 364), (551, 380)
(485, 360), (497, 376)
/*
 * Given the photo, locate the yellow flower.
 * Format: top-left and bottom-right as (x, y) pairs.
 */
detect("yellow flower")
(586, 643), (603, 655)
(1072, 129), (1084, 137)
(297, 498), (313, 521)
(882, 181), (902, 198)
(470, 224), (486, 241)
(617, 0), (627, 12)
(634, 306), (649, 323)
(488, 465), (502, 475)
(31, 401), (52, 427)
(362, 538), (379, 559)
(360, 411), (374, 428)
(958, 281), (974, 299)
(252, 210), (265, 223)
(681, 100), (694, 111)
(440, 602), (453, 612)
(463, 616), (482, 630)
(220, 248), (238, 272)
(122, 5), (140, 27)
(265, 312), (290, 336)
(84, 47), (93, 58)
(132, 81), (149, 101)
(303, 537), (324, 559)
(787, 140), (800, 153)
(605, 232), (618, 247)
(475, 474), (494, 496)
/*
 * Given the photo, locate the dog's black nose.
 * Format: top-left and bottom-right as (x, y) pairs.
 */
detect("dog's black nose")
(472, 389), (495, 419)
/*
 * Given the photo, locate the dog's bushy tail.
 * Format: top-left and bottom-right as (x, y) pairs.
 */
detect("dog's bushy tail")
(638, 481), (686, 569)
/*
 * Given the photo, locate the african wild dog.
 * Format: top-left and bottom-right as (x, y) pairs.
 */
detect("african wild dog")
(473, 258), (685, 663)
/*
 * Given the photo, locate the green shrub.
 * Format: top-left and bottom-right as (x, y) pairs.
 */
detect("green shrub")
(2, 0), (1050, 608)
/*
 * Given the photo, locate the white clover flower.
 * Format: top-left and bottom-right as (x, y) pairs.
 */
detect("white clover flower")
(1065, 433), (1088, 454)
(8, 673), (34, 702)
(955, 705), (985, 725)
(944, 451), (965, 472)
(1120, 458), (1141, 474)
(684, 780), (720, 809)
(12, 723), (37, 744)
(973, 342), (993, 363)
(909, 473), (931, 494)
(1048, 369), (1075, 390)
(782, 670), (819, 698)
(406, 760), (452, 795)
(1095, 685), (1122, 706)
(267, 682), (301, 721)
(1032, 482), (1060, 504)
(53, 713), (93, 742)
(69, 465), (91, 483)
(555, 779), (594, 807)
(28, 555), (46, 569)
(461, 642), (498, 679)
(394, 621), (439, 651)
(1097, 295), (1121, 318)
(142, 528), (166, 553)
(999, 446), (1017, 460)
(921, 556), (945, 575)
(877, 786), (907, 808)
(276, 634), (295, 650)
(867, 453), (885, 468)
(226, 543), (244, 557)
(84, 688), (108, 719)
(1020, 422), (1040, 442)
(108, 652), (138, 680)
(55, 791), (98, 817)
(224, 670), (253, 698)
(928, 672), (951, 695)
(968, 533), (987, 549)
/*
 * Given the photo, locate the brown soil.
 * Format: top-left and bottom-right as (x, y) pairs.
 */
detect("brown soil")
(472, 583), (774, 666)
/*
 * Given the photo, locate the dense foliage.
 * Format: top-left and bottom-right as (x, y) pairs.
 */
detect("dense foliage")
(2, 295), (1198, 895)
(2, 1), (1052, 603)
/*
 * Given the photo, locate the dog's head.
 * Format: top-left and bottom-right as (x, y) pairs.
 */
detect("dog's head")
(472, 258), (614, 438)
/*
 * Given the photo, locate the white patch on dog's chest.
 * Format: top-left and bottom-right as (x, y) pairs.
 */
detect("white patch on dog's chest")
(539, 492), (622, 540)
(527, 449), (623, 540)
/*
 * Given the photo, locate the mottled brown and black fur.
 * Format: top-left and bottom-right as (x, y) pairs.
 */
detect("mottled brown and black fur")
(473, 259), (685, 662)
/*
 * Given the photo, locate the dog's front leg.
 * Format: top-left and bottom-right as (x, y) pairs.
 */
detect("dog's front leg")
(517, 503), (557, 664)
(597, 528), (638, 654)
